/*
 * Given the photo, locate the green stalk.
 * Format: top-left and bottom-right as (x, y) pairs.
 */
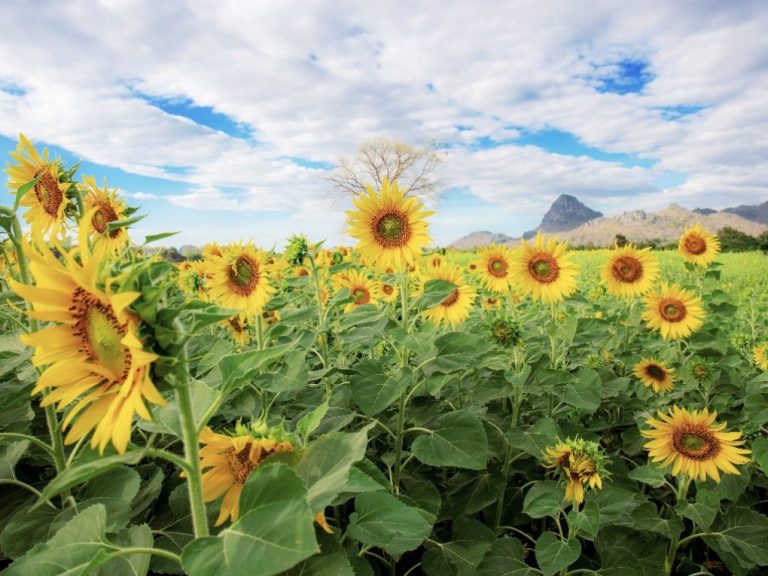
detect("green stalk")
(173, 319), (209, 538)
(4, 210), (68, 478)
(309, 257), (329, 368)
(392, 269), (413, 495)
(664, 475), (692, 575)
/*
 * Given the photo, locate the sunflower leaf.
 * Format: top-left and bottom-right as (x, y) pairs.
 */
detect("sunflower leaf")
(534, 532), (580, 576)
(411, 410), (488, 470)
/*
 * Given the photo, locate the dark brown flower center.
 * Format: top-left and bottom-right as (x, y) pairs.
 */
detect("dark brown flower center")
(226, 444), (256, 484)
(352, 287), (370, 305)
(373, 210), (412, 247)
(659, 298), (687, 322)
(382, 284), (394, 295)
(672, 427), (719, 460)
(92, 201), (121, 238)
(488, 257), (509, 278)
(645, 363), (666, 382)
(611, 256), (643, 283)
(528, 254), (560, 283)
(227, 255), (260, 295)
(684, 235), (707, 256)
(441, 288), (460, 307)
(33, 168), (64, 217)
(228, 316), (245, 333)
(70, 287), (131, 380)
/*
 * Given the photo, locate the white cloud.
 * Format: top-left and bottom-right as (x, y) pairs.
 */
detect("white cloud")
(0, 0), (766, 243)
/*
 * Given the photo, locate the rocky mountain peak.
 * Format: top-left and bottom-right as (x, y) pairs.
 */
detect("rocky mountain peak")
(539, 194), (603, 233)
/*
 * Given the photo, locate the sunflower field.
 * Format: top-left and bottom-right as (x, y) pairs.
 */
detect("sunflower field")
(1, 135), (768, 576)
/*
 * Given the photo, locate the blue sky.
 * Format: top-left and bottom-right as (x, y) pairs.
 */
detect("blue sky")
(1, 1), (766, 247)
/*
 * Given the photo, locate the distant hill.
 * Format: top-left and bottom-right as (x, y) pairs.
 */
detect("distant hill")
(559, 204), (767, 246)
(523, 194), (602, 239)
(722, 200), (768, 224)
(693, 207), (717, 215)
(449, 231), (518, 250)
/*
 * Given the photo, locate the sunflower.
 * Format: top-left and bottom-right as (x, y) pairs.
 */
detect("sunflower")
(641, 406), (751, 483)
(208, 242), (275, 314)
(679, 224), (720, 267)
(198, 426), (294, 526)
(542, 437), (606, 506)
(753, 343), (768, 371)
(378, 279), (400, 304)
(601, 244), (659, 298)
(347, 179), (433, 270)
(482, 296), (501, 310)
(8, 236), (165, 454)
(338, 269), (378, 313)
(633, 358), (675, 393)
(80, 175), (130, 254)
(224, 314), (250, 345)
(420, 263), (476, 327)
(642, 282), (705, 340)
(4, 133), (70, 236)
(512, 233), (579, 304)
(177, 260), (209, 300)
(478, 244), (516, 293)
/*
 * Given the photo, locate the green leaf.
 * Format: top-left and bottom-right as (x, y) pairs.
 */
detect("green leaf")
(411, 410), (488, 470)
(415, 279), (459, 310)
(82, 466), (142, 532)
(703, 506), (768, 571)
(0, 440), (29, 480)
(144, 231), (179, 244)
(219, 343), (296, 391)
(350, 361), (409, 416)
(152, 378), (218, 437)
(628, 464), (668, 488)
(39, 450), (144, 504)
(107, 214), (146, 231)
(100, 524), (154, 576)
(559, 368), (601, 412)
(347, 492), (433, 557)
(429, 333), (491, 374)
(752, 437), (768, 477)
(534, 532), (580, 576)
(477, 538), (536, 575)
(522, 481), (563, 519)
(422, 539), (493, 576)
(182, 463), (317, 576)
(596, 526), (667, 576)
(506, 418), (559, 458)
(590, 486), (637, 526)
(675, 488), (719, 530)
(294, 425), (372, 511)
(297, 401), (329, 441)
(624, 503), (682, 540)
(4, 504), (109, 576)
(13, 174), (41, 211)
(284, 532), (354, 576)
(568, 499), (600, 540)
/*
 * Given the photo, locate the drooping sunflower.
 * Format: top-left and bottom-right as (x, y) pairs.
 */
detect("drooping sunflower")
(4, 133), (70, 236)
(601, 244), (659, 298)
(198, 425), (294, 526)
(177, 260), (209, 300)
(753, 342), (768, 371)
(477, 244), (516, 293)
(9, 236), (165, 454)
(208, 242), (275, 314)
(346, 179), (433, 270)
(679, 224), (720, 267)
(420, 263), (476, 327)
(224, 314), (250, 345)
(80, 175), (130, 254)
(633, 358), (676, 393)
(512, 234), (579, 304)
(338, 269), (378, 313)
(542, 437), (606, 507)
(642, 282), (705, 340)
(641, 406), (751, 483)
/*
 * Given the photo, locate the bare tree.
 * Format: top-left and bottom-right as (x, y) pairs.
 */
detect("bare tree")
(327, 137), (445, 201)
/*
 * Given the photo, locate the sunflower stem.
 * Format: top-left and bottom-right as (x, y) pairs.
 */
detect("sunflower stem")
(664, 475), (693, 575)
(5, 213), (68, 481)
(173, 319), (209, 538)
(308, 254), (329, 369)
(494, 374), (524, 533)
(255, 313), (264, 351)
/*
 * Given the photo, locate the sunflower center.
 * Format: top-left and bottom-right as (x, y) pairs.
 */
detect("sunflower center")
(441, 288), (460, 307)
(611, 256), (643, 283)
(71, 287), (131, 379)
(228, 316), (244, 333)
(33, 168), (64, 217)
(659, 298), (687, 322)
(684, 235), (707, 255)
(382, 284), (394, 295)
(352, 287), (370, 305)
(226, 444), (256, 484)
(92, 201), (121, 238)
(227, 255), (260, 295)
(529, 254), (560, 283)
(673, 428), (719, 460)
(488, 257), (509, 278)
(645, 364), (666, 382)
(373, 211), (412, 247)
(693, 364), (709, 379)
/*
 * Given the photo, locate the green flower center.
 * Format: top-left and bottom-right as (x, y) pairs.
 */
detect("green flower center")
(352, 287), (370, 305)
(529, 254), (560, 283)
(227, 255), (260, 295)
(659, 298), (687, 323)
(611, 256), (642, 283)
(488, 257), (508, 278)
(373, 210), (412, 248)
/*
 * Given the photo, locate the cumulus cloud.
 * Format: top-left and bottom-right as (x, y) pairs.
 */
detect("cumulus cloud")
(0, 0), (766, 243)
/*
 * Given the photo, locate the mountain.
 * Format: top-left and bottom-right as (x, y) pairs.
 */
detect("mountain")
(693, 208), (717, 215)
(523, 194), (602, 239)
(558, 204), (767, 246)
(449, 231), (518, 250)
(722, 200), (768, 224)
